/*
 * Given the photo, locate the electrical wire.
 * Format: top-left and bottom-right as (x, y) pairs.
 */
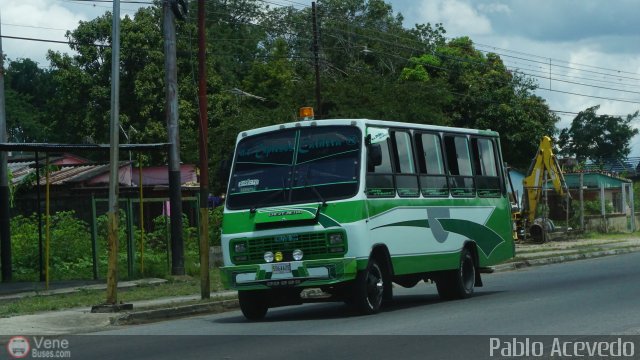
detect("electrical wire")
(5, 0), (640, 109)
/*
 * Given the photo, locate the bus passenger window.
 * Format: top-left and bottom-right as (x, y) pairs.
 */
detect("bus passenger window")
(416, 133), (448, 197)
(366, 129), (394, 197)
(393, 131), (419, 197)
(444, 135), (475, 197)
(472, 138), (501, 197)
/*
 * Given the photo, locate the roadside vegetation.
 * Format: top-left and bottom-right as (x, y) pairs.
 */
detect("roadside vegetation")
(0, 272), (224, 318)
(9, 208), (223, 282)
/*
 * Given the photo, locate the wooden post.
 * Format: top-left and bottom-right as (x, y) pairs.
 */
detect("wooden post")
(197, 0), (210, 299)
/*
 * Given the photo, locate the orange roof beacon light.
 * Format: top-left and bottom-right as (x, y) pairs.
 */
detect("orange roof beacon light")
(298, 107), (315, 121)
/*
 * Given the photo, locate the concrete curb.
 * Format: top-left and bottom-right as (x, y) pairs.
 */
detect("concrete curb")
(492, 246), (640, 272)
(112, 298), (239, 325)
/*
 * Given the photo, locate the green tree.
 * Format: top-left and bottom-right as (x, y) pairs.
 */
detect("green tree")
(3, 0), (563, 190)
(400, 37), (558, 168)
(4, 58), (53, 142)
(558, 105), (639, 162)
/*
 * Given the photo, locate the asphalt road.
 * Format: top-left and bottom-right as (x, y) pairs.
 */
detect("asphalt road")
(63, 253), (640, 359)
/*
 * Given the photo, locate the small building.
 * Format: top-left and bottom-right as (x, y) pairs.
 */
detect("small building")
(564, 172), (633, 215)
(8, 153), (200, 227)
(548, 172), (635, 233)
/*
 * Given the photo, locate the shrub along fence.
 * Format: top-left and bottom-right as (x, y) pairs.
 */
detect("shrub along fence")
(9, 206), (222, 282)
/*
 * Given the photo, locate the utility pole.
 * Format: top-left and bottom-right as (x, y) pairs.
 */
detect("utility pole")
(311, 2), (322, 119)
(197, 0), (210, 299)
(0, 11), (12, 282)
(164, 0), (185, 276)
(92, 0), (132, 313)
(106, 0), (122, 305)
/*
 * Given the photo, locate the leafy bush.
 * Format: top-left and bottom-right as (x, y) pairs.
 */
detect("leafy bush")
(583, 199), (613, 215)
(11, 214), (40, 279)
(10, 209), (213, 281)
(11, 211), (93, 280)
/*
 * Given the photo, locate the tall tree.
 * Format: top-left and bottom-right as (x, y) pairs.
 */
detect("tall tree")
(4, 58), (53, 142)
(3, 0), (563, 186)
(558, 105), (639, 162)
(400, 37), (559, 169)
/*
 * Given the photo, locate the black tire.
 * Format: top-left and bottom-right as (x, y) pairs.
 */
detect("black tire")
(351, 258), (385, 314)
(436, 247), (475, 300)
(238, 290), (269, 321)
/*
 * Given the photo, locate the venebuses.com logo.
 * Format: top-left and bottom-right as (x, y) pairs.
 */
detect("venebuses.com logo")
(6, 336), (30, 359)
(5, 335), (71, 359)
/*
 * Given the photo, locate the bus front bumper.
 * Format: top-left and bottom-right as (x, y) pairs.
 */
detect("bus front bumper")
(220, 257), (358, 291)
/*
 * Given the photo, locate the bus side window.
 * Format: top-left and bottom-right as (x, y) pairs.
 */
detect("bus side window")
(392, 131), (419, 197)
(416, 133), (448, 197)
(366, 134), (395, 197)
(472, 138), (501, 197)
(444, 135), (475, 197)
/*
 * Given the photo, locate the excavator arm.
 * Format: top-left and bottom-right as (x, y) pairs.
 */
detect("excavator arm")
(521, 136), (570, 239)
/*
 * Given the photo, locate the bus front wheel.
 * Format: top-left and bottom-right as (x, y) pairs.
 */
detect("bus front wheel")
(436, 247), (475, 300)
(351, 258), (385, 314)
(239, 290), (269, 320)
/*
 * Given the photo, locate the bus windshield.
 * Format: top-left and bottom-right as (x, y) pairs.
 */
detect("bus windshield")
(227, 126), (361, 210)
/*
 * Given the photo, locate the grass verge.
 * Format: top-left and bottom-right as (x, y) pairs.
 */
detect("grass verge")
(0, 270), (224, 318)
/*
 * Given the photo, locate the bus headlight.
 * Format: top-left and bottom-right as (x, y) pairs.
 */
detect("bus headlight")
(234, 243), (247, 253)
(264, 251), (274, 263)
(292, 249), (304, 261)
(329, 233), (343, 244)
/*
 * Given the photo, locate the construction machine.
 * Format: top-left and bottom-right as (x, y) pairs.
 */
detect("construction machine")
(518, 136), (571, 243)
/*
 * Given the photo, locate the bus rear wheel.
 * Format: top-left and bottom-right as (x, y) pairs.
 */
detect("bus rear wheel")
(238, 290), (269, 320)
(351, 258), (385, 314)
(436, 247), (475, 300)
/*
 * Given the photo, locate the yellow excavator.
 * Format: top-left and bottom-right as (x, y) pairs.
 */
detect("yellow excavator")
(518, 136), (571, 243)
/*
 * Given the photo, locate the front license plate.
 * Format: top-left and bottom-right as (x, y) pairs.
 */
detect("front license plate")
(272, 263), (291, 274)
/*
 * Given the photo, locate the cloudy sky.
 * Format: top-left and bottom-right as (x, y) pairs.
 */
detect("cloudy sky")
(391, 0), (640, 155)
(2, 0), (640, 154)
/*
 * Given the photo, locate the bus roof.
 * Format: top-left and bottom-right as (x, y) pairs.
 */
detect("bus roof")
(235, 119), (499, 142)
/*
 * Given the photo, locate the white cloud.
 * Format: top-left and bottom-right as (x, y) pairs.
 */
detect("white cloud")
(414, 0), (492, 36)
(2, 0), (86, 65)
(1, 0), (147, 66)
(477, 3), (511, 15)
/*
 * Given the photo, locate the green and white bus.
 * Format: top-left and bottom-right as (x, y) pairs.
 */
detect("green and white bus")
(220, 117), (515, 320)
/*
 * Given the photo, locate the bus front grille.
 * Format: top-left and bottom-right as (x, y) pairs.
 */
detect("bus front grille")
(231, 231), (346, 264)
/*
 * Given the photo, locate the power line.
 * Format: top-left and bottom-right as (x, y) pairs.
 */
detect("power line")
(56, 0), (145, 12)
(537, 87), (640, 105)
(330, 25), (640, 98)
(68, 0), (640, 91)
(64, 0), (154, 4)
(190, 0), (640, 83)
(320, 26), (640, 102)
(313, 9), (640, 81)
(472, 42), (640, 77)
(0, 23), (69, 32)
(0, 35), (109, 47)
(6, 1), (640, 109)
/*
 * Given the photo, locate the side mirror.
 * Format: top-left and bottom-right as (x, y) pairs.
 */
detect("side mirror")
(368, 144), (382, 170)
